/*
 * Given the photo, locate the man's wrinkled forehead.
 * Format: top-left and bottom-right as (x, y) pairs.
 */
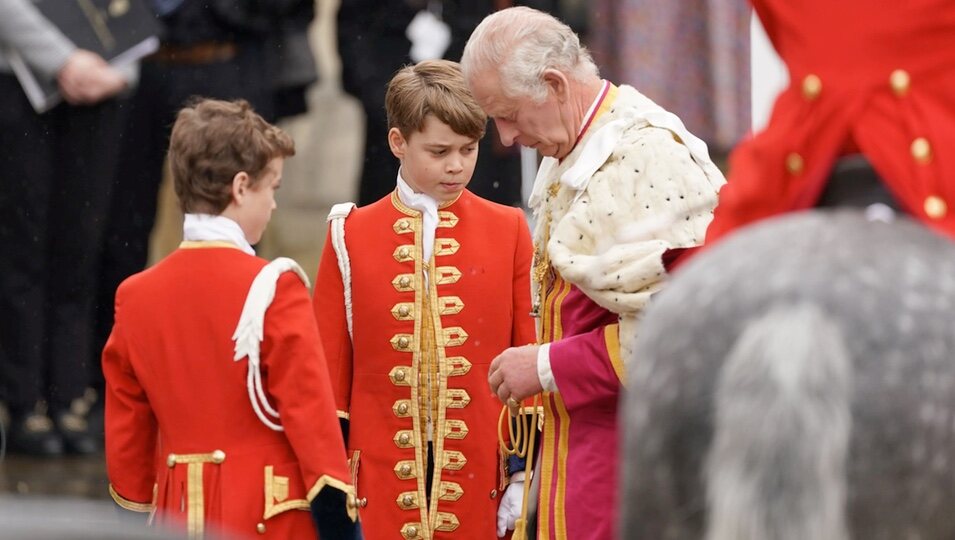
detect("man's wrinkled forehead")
(469, 71), (514, 117)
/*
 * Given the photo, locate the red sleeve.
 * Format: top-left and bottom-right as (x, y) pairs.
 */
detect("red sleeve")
(548, 323), (623, 413)
(102, 288), (158, 511)
(511, 210), (538, 347)
(312, 228), (354, 419)
(263, 273), (352, 497)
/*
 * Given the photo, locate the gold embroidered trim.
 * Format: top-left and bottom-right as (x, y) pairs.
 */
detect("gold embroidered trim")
(178, 240), (242, 250)
(108, 484), (154, 513)
(444, 419), (468, 439)
(263, 466), (310, 520)
(393, 399), (412, 417)
(434, 266), (461, 285)
(445, 389), (471, 408)
(437, 211), (459, 228)
(437, 481), (463, 502)
(605, 323), (625, 382)
(434, 238), (460, 256)
(393, 218), (415, 234)
(389, 366), (411, 386)
(446, 357), (471, 377)
(393, 430), (415, 448)
(401, 522), (424, 539)
(187, 462), (204, 539)
(392, 302), (415, 321)
(435, 511), (460, 532)
(390, 333), (414, 352)
(393, 245), (415, 263)
(394, 460), (417, 480)
(304, 474), (359, 522)
(437, 296), (464, 315)
(441, 451), (467, 471)
(392, 273), (415, 292)
(396, 491), (419, 510)
(442, 327), (468, 347)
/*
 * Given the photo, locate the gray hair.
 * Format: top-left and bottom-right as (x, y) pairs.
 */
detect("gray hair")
(461, 7), (599, 102)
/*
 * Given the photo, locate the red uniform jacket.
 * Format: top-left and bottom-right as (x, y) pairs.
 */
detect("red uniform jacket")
(313, 190), (537, 539)
(707, 0), (955, 243)
(103, 243), (353, 539)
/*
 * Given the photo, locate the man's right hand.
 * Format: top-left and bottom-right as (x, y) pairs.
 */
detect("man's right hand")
(57, 50), (127, 105)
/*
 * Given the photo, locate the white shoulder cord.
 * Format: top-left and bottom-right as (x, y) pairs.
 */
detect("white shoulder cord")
(327, 202), (357, 340)
(232, 257), (311, 431)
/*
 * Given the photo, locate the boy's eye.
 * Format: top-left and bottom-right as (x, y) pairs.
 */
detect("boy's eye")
(431, 149), (447, 156)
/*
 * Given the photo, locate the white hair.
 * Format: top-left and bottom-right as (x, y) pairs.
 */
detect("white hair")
(461, 7), (599, 102)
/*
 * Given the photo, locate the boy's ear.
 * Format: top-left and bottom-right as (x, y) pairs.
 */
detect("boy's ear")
(388, 127), (407, 159)
(231, 171), (251, 204)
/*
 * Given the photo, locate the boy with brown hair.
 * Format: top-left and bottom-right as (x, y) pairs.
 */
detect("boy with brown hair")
(312, 59), (537, 539)
(102, 98), (360, 540)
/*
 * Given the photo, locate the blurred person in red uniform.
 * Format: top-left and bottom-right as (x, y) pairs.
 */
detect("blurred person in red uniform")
(705, 0), (955, 244)
(312, 59), (537, 539)
(102, 99), (360, 540)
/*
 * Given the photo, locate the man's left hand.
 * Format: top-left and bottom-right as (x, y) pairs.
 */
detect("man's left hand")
(488, 345), (543, 404)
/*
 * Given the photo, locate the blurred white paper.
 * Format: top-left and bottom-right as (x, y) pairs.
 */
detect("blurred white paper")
(407, 10), (451, 62)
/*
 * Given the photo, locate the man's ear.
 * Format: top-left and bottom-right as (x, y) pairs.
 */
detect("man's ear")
(388, 127), (407, 159)
(542, 69), (570, 103)
(231, 171), (251, 204)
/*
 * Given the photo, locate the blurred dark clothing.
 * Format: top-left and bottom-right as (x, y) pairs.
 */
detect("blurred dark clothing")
(91, 0), (315, 390)
(0, 75), (126, 416)
(338, 0), (557, 207)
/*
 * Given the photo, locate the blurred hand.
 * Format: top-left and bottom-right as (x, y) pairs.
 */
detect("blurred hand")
(57, 49), (127, 105)
(488, 345), (542, 404)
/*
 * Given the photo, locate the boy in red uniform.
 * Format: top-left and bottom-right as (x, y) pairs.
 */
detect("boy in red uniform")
(102, 98), (360, 540)
(313, 60), (537, 539)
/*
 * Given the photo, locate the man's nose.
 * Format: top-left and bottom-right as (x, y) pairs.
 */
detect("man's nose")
(495, 119), (518, 147)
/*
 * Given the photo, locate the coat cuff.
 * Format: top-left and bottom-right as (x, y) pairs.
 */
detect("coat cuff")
(305, 475), (359, 522)
(108, 484), (154, 513)
(536, 343), (557, 392)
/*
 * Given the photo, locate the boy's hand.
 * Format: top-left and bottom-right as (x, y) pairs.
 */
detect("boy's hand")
(488, 345), (543, 404)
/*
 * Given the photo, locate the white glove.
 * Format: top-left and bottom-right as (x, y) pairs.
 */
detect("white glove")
(496, 472), (525, 537)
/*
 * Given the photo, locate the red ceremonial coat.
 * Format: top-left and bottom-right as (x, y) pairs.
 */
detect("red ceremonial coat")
(706, 0), (955, 244)
(313, 190), (536, 539)
(103, 243), (353, 539)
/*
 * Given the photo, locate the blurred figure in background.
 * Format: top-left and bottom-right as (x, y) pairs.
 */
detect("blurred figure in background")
(0, 0), (133, 457)
(91, 0), (317, 430)
(588, 0), (750, 157)
(337, 0), (558, 208)
(704, 0), (955, 244)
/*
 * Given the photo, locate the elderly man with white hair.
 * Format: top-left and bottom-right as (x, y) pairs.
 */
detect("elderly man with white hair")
(462, 7), (725, 539)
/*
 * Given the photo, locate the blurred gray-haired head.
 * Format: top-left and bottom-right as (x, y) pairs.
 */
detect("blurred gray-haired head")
(621, 210), (955, 540)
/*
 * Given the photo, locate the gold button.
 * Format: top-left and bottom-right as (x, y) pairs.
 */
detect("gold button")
(402, 494), (414, 506)
(397, 337), (409, 349)
(407, 526), (418, 537)
(490, 489), (498, 499)
(801, 74), (822, 100)
(399, 277), (411, 288)
(398, 432), (410, 445)
(911, 137), (932, 164)
(359, 497), (368, 507)
(397, 402), (409, 415)
(890, 69), (910, 96)
(166, 454), (176, 468)
(785, 152), (804, 175)
(394, 369), (406, 382)
(256, 523), (266, 534)
(399, 220), (410, 230)
(211, 449), (226, 464)
(924, 195), (947, 219)
(398, 247), (409, 258)
(398, 305), (410, 317)
(400, 464), (411, 476)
